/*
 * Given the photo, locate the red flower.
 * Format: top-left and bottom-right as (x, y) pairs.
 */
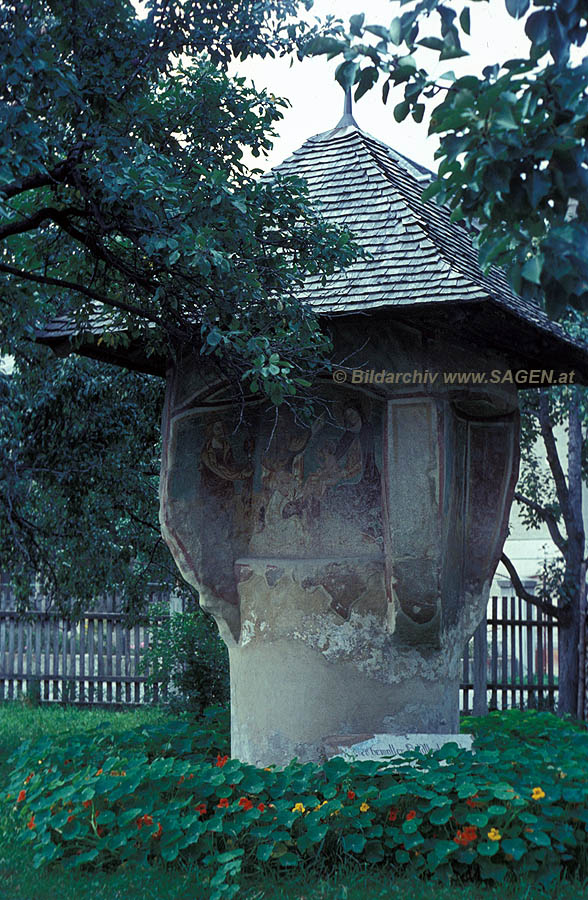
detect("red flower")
(67, 815), (75, 824)
(188, 773), (194, 780)
(257, 803), (266, 813)
(83, 800), (92, 809)
(216, 754), (229, 768)
(218, 798), (229, 808)
(195, 803), (207, 816)
(95, 769), (103, 776)
(27, 814), (35, 830)
(347, 790), (356, 801)
(466, 794), (481, 808)
(388, 808), (398, 822)
(17, 790), (26, 804)
(97, 825), (104, 837)
(238, 797), (253, 811)
(24, 773), (33, 785)
(177, 776), (185, 786)
(406, 810), (417, 821)
(453, 826), (477, 847)
(151, 822), (162, 839)
(136, 814), (154, 829)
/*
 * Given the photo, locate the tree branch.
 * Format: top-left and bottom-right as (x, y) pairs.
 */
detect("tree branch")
(538, 391), (572, 526)
(0, 162), (72, 201)
(0, 206), (85, 241)
(0, 261), (176, 335)
(500, 552), (564, 621)
(513, 490), (567, 553)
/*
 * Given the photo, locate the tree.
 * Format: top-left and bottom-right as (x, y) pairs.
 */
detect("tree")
(0, 0), (362, 607)
(304, 0), (588, 318)
(0, 0), (358, 409)
(0, 349), (173, 615)
(500, 360), (587, 716)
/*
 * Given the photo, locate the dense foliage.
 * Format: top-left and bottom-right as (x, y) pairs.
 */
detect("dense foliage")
(0, 0), (358, 407)
(143, 601), (230, 713)
(305, 0), (588, 318)
(0, 0), (361, 606)
(4, 710), (588, 898)
(0, 350), (173, 611)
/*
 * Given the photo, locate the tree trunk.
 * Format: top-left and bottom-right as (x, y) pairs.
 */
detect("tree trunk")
(537, 388), (585, 717)
(558, 602), (580, 716)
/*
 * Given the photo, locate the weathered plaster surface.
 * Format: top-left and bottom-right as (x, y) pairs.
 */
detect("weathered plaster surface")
(159, 324), (520, 765)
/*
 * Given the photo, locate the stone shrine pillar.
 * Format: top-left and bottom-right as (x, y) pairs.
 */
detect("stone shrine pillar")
(160, 329), (519, 766)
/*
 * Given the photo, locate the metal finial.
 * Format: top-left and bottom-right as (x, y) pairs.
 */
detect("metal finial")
(336, 86), (358, 129)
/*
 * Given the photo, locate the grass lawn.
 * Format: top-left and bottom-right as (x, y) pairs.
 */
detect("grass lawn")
(0, 702), (586, 900)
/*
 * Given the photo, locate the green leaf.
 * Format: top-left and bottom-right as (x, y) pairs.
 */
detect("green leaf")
(389, 18), (403, 45)
(477, 841), (499, 856)
(522, 254), (544, 284)
(394, 101), (410, 123)
(342, 832), (367, 854)
(506, 0), (530, 20)
(355, 67), (378, 101)
(256, 842), (274, 861)
(526, 829), (551, 847)
(349, 14), (365, 37)
(429, 807), (452, 825)
(335, 60), (359, 91)
(364, 24), (391, 41)
(459, 7), (471, 34)
(501, 837), (527, 860)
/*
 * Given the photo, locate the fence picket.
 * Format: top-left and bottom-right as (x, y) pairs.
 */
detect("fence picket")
(0, 582), (560, 712)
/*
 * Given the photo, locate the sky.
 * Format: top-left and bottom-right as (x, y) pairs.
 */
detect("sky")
(230, 0), (532, 173)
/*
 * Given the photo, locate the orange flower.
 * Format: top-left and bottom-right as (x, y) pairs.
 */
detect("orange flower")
(215, 754), (228, 768)
(151, 822), (162, 839)
(347, 790), (356, 800)
(95, 769), (103, 776)
(218, 798), (229, 808)
(406, 810), (417, 821)
(27, 814), (35, 830)
(195, 803), (207, 816)
(388, 808), (398, 822)
(238, 797), (253, 811)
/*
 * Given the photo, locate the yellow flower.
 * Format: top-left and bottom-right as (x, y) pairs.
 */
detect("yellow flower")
(292, 802), (306, 814)
(558, 771), (567, 780)
(329, 809), (341, 817)
(314, 800), (328, 811)
(532, 787), (545, 800)
(360, 802), (370, 813)
(487, 828), (501, 842)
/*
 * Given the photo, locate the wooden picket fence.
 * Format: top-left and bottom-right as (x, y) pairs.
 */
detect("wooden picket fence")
(460, 594), (558, 715)
(0, 579), (559, 711)
(0, 578), (171, 706)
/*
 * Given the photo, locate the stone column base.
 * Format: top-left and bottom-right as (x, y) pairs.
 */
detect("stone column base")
(229, 638), (460, 766)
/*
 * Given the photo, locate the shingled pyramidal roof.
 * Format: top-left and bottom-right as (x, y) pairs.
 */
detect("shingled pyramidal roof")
(272, 101), (580, 349)
(38, 95), (588, 379)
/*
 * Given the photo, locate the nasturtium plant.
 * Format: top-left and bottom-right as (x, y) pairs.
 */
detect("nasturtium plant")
(4, 710), (588, 896)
